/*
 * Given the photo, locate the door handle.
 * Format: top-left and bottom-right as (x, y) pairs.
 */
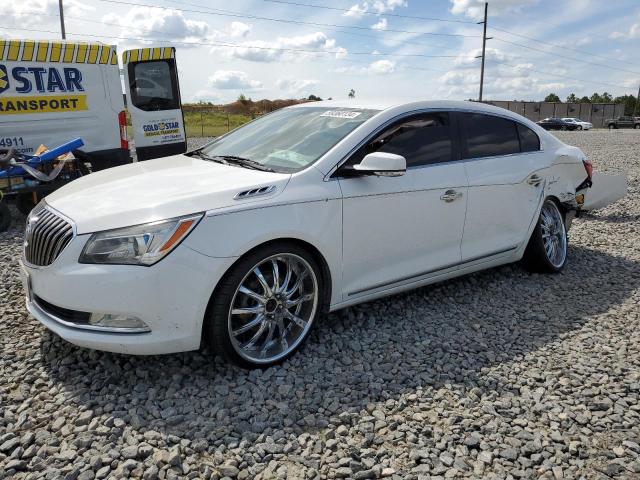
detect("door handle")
(440, 189), (463, 202)
(527, 174), (542, 186)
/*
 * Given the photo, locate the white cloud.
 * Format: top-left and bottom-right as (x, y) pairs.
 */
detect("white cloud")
(371, 18), (388, 31)
(208, 70), (263, 90)
(211, 32), (344, 62)
(336, 59), (396, 75)
(4, 0), (92, 26)
(450, 0), (538, 20)
(454, 47), (514, 66)
(229, 21), (252, 38)
(610, 19), (640, 40)
(276, 78), (320, 92)
(104, 6), (210, 43)
(344, 0), (407, 17)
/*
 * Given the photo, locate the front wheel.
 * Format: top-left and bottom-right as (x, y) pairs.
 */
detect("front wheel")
(609, 124), (616, 130)
(560, 125), (567, 131)
(635, 124), (640, 129)
(577, 125), (583, 130)
(522, 199), (568, 273)
(206, 243), (323, 368)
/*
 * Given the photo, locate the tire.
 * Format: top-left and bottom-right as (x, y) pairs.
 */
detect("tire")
(578, 125), (583, 130)
(560, 125), (567, 131)
(205, 242), (324, 368)
(635, 124), (640, 129)
(0, 201), (11, 232)
(16, 192), (40, 216)
(609, 124), (615, 130)
(522, 199), (568, 273)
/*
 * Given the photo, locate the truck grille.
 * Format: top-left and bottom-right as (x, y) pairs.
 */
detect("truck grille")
(24, 207), (74, 266)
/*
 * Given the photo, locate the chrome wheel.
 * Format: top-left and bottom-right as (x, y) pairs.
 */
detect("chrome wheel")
(540, 201), (567, 268)
(228, 253), (318, 364)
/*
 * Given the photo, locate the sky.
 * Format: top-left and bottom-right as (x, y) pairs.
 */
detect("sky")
(2, 0), (640, 104)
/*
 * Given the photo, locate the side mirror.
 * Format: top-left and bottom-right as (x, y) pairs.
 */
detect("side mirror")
(347, 152), (406, 177)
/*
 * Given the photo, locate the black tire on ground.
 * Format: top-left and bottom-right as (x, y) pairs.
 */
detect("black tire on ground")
(560, 125), (567, 131)
(16, 192), (40, 216)
(578, 125), (583, 130)
(0, 201), (11, 232)
(609, 124), (616, 130)
(635, 124), (640, 129)
(204, 241), (324, 368)
(521, 199), (568, 274)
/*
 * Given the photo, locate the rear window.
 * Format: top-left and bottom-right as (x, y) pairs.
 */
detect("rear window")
(462, 113), (520, 159)
(128, 60), (180, 111)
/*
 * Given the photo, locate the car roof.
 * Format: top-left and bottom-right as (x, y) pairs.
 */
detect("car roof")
(288, 99), (536, 119)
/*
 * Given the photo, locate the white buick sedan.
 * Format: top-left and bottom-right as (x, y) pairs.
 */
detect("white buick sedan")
(21, 100), (593, 368)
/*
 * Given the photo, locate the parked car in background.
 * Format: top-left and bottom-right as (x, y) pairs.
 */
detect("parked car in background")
(21, 100), (596, 367)
(606, 116), (640, 129)
(562, 118), (593, 130)
(537, 118), (579, 131)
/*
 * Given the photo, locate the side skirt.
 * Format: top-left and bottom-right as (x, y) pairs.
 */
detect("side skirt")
(329, 246), (519, 312)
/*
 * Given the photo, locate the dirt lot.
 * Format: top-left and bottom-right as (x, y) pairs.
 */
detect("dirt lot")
(0, 130), (639, 479)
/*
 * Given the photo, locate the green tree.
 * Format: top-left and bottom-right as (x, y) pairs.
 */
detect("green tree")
(613, 94), (638, 115)
(579, 96), (590, 103)
(544, 93), (561, 102)
(566, 93), (578, 103)
(590, 92), (604, 103)
(601, 92), (613, 102)
(348, 88), (355, 99)
(308, 94), (322, 101)
(237, 93), (249, 104)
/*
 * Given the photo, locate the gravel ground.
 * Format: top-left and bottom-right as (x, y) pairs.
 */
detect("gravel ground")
(1, 130), (639, 479)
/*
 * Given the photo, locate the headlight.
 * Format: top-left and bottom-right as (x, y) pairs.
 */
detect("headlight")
(79, 214), (202, 266)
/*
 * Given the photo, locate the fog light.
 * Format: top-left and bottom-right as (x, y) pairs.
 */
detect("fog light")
(576, 193), (585, 205)
(88, 313), (150, 332)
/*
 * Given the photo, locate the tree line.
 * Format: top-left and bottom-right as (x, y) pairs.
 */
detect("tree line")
(543, 92), (638, 115)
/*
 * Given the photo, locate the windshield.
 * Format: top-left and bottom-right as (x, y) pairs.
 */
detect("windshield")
(199, 107), (379, 173)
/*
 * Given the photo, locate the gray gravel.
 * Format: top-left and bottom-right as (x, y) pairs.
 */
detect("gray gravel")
(1, 130), (639, 479)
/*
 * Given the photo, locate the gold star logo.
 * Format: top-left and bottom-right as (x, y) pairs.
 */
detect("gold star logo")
(0, 69), (7, 90)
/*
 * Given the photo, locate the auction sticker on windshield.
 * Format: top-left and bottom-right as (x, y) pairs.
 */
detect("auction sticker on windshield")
(320, 110), (362, 119)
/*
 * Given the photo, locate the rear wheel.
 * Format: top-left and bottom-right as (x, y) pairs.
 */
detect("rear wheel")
(577, 125), (583, 130)
(206, 242), (323, 368)
(609, 124), (616, 130)
(635, 124), (640, 129)
(560, 125), (567, 131)
(522, 199), (567, 273)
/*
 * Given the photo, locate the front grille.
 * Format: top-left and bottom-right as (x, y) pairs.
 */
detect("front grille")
(34, 295), (91, 323)
(24, 207), (74, 266)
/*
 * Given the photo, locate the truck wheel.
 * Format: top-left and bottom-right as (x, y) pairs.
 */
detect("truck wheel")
(0, 202), (11, 232)
(609, 124), (615, 130)
(635, 124), (640, 129)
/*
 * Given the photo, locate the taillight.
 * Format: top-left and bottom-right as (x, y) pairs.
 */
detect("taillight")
(118, 110), (129, 150)
(583, 159), (593, 180)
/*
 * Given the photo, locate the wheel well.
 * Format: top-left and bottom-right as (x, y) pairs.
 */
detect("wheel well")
(205, 238), (333, 326)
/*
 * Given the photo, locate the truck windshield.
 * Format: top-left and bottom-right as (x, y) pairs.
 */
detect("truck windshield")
(199, 107), (379, 173)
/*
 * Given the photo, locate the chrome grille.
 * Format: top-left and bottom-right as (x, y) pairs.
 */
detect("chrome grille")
(24, 207), (74, 266)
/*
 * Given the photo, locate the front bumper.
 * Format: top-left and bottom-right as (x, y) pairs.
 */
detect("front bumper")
(21, 235), (236, 355)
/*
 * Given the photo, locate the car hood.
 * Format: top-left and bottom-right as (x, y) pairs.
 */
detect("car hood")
(45, 154), (291, 234)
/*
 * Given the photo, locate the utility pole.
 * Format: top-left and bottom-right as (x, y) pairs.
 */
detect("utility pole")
(59, 0), (66, 39)
(634, 83), (640, 117)
(476, 2), (490, 102)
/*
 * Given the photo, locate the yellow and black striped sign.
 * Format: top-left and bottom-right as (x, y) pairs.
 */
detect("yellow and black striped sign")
(0, 40), (118, 65)
(123, 47), (175, 64)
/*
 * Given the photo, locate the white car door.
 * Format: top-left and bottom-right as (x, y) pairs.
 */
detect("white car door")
(458, 112), (545, 261)
(336, 112), (468, 298)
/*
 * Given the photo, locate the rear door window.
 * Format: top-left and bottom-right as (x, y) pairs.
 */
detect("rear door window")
(461, 113), (520, 159)
(516, 123), (540, 152)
